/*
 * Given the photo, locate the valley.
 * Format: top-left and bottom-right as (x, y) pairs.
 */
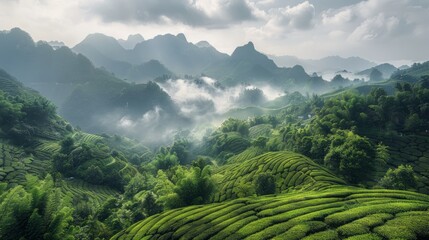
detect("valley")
(1, 1), (429, 238)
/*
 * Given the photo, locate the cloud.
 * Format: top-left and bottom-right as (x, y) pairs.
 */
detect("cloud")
(266, 1), (315, 31)
(348, 13), (402, 41)
(87, 0), (259, 28)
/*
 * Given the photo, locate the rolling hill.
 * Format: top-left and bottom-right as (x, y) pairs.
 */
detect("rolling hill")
(213, 151), (345, 202)
(113, 187), (429, 240)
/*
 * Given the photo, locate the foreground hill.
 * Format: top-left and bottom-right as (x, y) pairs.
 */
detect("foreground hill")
(113, 187), (429, 240)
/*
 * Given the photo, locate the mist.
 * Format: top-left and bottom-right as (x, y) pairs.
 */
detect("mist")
(95, 76), (286, 146)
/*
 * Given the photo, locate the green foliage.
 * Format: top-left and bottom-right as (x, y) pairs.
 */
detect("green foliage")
(142, 192), (163, 216)
(173, 166), (215, 207)
(255, 173), (276, 196)
(0, 175), (73, 240)
(379, 165), (417, 190)
(112, 187), (429, 240)
(60, 137), (75, 154)
(220, 118), (249, 137)
(213, 151), (345, 202)
(324, 131), (375, 183)
(252, 136), (268, 148)
(153, 152), (179, 171)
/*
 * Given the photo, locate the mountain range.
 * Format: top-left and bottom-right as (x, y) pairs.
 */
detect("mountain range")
(0, 28), (189, 144)
(73, 34), (340, 92)
(356, 63), (399, 79)
(271, 55), (377, 73)
(73, 33), (228, 80)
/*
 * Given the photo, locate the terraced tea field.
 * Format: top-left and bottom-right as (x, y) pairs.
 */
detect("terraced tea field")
(226, 147), (266, 164)
(248, 124), (273, 139)
(61, 179), (119, 207)
(112, 187), (429, 240)
(73, 132), (104, 144)
(0, 143), (50, 187)
(213, 151), (345, 202)
(369, 134), (429, 194)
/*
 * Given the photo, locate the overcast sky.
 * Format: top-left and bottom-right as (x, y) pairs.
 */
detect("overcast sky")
(1, 0), (428, 64)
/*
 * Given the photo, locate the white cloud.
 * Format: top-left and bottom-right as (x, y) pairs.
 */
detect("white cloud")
(266, 1), (315, 31)
(87, 0), (259, 28)
(1, 0), (429, 63)
(349, 14), (400, 41)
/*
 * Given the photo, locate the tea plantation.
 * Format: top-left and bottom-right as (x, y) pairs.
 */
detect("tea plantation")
(214, 151), (345, 202)
(113, 187), (429, 240)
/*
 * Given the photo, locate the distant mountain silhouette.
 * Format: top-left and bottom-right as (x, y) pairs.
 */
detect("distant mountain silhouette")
(118, 34), (144, 49)
(73, 33), (172, 83)
(271, 55), (377, 73)
(0, 28), (189, 141)
(73, 33), (228, 76)
(203, 42), (329, 92)
(357, 63), (399, 79)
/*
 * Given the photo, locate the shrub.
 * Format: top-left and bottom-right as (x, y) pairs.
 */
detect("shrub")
(255, 173), (276, 196)
(379, 165), (417, 190)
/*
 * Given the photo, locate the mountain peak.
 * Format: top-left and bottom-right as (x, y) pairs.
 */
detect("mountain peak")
(118, 34), (144, 49)
(231, 41), (278, 70)
(126, 34), (144, 42)
(176, 33), (187, 42)
(231, 41), (260, 59)
(80, 33), (120, 47)
(196, 41), (213, 48)
(246, 41), (255, 49)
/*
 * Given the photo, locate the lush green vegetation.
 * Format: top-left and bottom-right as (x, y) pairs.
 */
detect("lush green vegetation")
(113, 187), (429, 240)
(2, 44), (429, 239)
(213, 151), (345, 202)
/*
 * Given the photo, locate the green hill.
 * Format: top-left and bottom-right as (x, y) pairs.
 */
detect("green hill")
(112, 187), (429, 240)
(392, 61), (429, 80)
(213, 151), (345, 202)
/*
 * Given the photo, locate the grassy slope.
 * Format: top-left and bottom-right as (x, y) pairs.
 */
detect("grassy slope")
(113, 187), (429, 240)
(213, 151), (345, 202)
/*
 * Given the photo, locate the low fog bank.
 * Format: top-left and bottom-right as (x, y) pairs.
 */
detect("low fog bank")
(87, 74), (363, 147)
(95, 76), (287, 147)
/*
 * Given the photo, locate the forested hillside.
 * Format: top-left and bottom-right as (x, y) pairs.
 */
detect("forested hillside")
(0, 28), (190, 143)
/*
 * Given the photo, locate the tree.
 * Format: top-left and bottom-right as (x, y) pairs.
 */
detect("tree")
(220, 118), (249, 136)
(60, 137), (75, 154)
(85, 165), (104, 185)
(252, 137), (268, 148)
(174, 166), (215, 206)
(324, 131), (375, 183)
(153, 153), (179, 171)
(379, 165), (417, 190)
(0, 175), (74, 240)
(255, 173), (276, 196)
(142, 192), (163, 216)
